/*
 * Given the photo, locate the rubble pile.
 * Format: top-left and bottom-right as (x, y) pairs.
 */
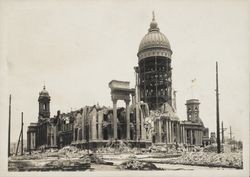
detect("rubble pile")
(169, 151), (243, 169)
(96, 146), (141, 154)
(99, 140), (134, 154)
(148, 144), (185, 155)
(203, 144), (218, 152)
(10, 154), (40, 160)
(119, 160), (162, 170)
(96, 147), (117, 154)
(149, 145), (167, 153)
(44, 158), (91, 171)
(9, 146), (93, 171)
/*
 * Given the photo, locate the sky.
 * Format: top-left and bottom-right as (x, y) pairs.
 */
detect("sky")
(0, 0), (249, 144)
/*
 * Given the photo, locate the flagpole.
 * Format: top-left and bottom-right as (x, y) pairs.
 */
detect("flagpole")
(191, 78), (196, 99)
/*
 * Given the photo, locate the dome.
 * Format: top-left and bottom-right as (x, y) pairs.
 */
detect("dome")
(39, 86), (50, 97)
(137, 12), (172, 61)
(139, 31), (171, 52)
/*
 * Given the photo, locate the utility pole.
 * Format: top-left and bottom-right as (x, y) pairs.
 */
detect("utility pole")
(8, 94), (11, 157)
(21, 112), (24, 155)
(216, 61), (221, 153)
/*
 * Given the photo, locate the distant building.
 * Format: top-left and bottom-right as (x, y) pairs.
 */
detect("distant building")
(27, 13), (211, 151)
(202, 127), (212, 146)
(181, 99), (206, 146)
(210, 132), (216, 144)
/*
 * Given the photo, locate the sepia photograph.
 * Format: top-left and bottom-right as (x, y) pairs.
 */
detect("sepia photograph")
(0, 0), (249, 176)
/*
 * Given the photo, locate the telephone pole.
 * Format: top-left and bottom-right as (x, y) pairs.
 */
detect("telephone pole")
(216, 61), (221, 153)
(21, 112), (24, 155)
(8, 94), (11, 157)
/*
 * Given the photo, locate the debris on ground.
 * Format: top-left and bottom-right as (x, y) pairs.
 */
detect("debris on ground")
(167, 151), (243, 169)
(9, 144), (243, 171)
(80, 153), (113, 165)
(119, 160), (162, 170)
(203, 144), (218, 153)
(44, 158), (91, 171)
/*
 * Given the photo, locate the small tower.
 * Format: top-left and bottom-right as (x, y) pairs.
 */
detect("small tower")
(38, 85), (50, 120)
(185, 99), (200, 123)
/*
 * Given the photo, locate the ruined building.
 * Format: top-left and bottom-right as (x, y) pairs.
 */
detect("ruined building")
(27, 14), (211, 151)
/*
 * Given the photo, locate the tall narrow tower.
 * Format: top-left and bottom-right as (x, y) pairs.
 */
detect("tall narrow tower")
(137, 12), (173, 110)
(38, 85), (51, 120)
(186, 99), (200, 123)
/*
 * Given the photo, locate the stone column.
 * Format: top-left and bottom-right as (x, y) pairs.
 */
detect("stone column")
(197, 131), (199, 145)
(92, 114), (97, 140)
(54, 127), (57, 147)
(201, 131), (203, 145)
(176, 123), (179, 143)
(172, 122), (174, 143)
(169, 121), (172, 143)
(77, 127), (80, 143)
(35, 132), (37, 148)
(183, 127), (187, 144)
(141, 111), (146, 140)
(82, 110), (85, 141)
(31, 132), (34, 149)
(135, 103), (140, 140)
(180, 124), (183, 143)
(200, 131), (202, 145)
(158, 119), (162, 143)
(173, 123), (176, 142)
(125, 100), (130, 140)
(183, 126), (185, 143)
(184, 127), (186, 143)
(181, 125), (183, 143)
(31, 132), (33, 149)
(32, 133), (34, 149)
(50, 128), (53, 147)
(27, 132), (30, 151)
(76, 127), (80, 142)
(190, 130), (193, 145)
(113, 99), (118, 139)
(198, 131), (200, 145)
(196, 131), (199, 145)
(194, 131), (197, 145)
(98, 110), (103, 140)
(73, 124), (75, 142)
(165, 119), (168, 144)
(183, 128), (186, 144)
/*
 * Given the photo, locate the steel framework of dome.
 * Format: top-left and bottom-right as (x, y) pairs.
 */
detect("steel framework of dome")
(137, 12), (173, 110)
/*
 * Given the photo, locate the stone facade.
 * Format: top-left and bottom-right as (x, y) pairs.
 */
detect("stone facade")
(27, 13), (212, 152)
